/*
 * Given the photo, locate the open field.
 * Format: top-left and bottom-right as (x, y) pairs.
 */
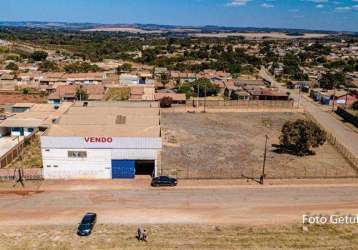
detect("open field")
(0, 224), (357, 249)
(82, 27), (164, 33)
(81, 28), (329, 40)
(161, 113), (356, 179)
(190, 32), (329, 39)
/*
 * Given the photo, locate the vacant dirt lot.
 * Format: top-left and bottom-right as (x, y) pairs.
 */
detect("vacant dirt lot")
(0, 93), (46, 104)
(0, 224), (357, 250)
(161, 113), (356, 179)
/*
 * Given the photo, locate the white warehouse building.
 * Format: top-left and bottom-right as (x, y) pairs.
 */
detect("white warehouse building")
(41, 103), (161, 179)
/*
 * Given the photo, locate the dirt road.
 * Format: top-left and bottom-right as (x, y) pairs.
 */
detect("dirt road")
(1, 184), (358, 226)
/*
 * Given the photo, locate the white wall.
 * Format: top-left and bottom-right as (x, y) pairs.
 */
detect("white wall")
(42, 148), (160, 179)
(42, 148), (112, 179)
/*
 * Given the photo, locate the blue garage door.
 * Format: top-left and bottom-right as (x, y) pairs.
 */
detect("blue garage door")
(111, 160), (135, 179)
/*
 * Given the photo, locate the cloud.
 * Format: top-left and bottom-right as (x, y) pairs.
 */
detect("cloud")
(316, 4), (324, 8)
(335, 6), (352, 11)
(304, 0), (328, 3)
(261, 3), (274, 8)
(227, 0), (251, 7)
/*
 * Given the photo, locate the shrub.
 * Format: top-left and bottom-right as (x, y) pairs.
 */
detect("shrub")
(160, 97), (173, 108)
(30, 51), (48, 61)
(5, 62), (19, 71)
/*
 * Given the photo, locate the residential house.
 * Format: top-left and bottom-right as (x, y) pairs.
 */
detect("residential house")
(0, 102), (72, 137)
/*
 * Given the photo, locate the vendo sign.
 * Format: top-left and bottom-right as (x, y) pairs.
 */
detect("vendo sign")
(84, 137), (113, 143)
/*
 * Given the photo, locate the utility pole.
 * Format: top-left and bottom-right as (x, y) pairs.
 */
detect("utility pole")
(204, 83), (207, 113)
(345, 88), (349, 109)
(197, 83), (200, 111)
(260, 135), (269, 185)
(332, 87), (336, 112)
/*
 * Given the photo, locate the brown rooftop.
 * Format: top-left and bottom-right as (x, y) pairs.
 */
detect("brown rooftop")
(45, 105), (160, 137)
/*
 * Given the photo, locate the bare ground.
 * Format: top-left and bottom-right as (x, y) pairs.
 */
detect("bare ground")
(0, 224), (357, 250)
(161, 113), (356, 179)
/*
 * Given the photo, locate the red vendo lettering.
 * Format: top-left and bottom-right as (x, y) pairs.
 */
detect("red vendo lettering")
(84, 137), (113, 143)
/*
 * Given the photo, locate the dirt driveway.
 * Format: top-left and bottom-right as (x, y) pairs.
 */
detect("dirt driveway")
(1, 183), (358, 226)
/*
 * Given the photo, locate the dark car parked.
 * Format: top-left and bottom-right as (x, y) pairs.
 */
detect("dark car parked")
(151, 176), (177, 187)
(77, 213), (97, 236)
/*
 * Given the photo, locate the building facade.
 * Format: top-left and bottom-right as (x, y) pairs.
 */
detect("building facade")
(41, 136), (161, 179)
(40, 103), (161, 179)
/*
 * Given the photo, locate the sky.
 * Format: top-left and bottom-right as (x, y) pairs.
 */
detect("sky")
(1, 0), (358, 32)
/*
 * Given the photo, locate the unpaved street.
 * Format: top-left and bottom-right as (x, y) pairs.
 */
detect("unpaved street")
(1, 183), (358, 226)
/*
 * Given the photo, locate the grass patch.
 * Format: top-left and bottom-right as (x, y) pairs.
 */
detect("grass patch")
(1, 224), (358, 249)
(7, 135), (42, 169)
(105, 87), (130, 101)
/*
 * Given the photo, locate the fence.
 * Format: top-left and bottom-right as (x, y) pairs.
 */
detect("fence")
(162, 100), (300, 113)
(0, 168), (43, 181)
(0, 133), (37, 169)
(186, 99), (294, 109)
(161, 168), (358, 180)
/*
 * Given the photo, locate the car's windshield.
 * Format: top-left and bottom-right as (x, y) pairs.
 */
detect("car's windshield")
(79, 224), (91, 230)
(81, 218), (93, 224)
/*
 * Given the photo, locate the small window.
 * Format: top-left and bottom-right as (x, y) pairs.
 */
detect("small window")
(53, 165), (58, 168)
(68, 151), (87, 158)
(46, 165), (51, 168)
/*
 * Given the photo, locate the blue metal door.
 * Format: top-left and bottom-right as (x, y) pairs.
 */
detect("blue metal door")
(111, 160), (135, 179)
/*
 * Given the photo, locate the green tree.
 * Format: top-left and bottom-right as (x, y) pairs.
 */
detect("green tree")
(38, 60), (59, 72)
(30, 51), (48, 61)
(177, 82), (193, 99)
(22, 88), (31, 95)
(117, 63), (132, 74)
(75, 87), (88, 101)
(279, 119), (326, 156)
(192, 78), (220, 97)
(319, 72), (346, 90)
(64, 62), (100, 73)
(160, 74), (170, 87)
(5, 62), (19, 71)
